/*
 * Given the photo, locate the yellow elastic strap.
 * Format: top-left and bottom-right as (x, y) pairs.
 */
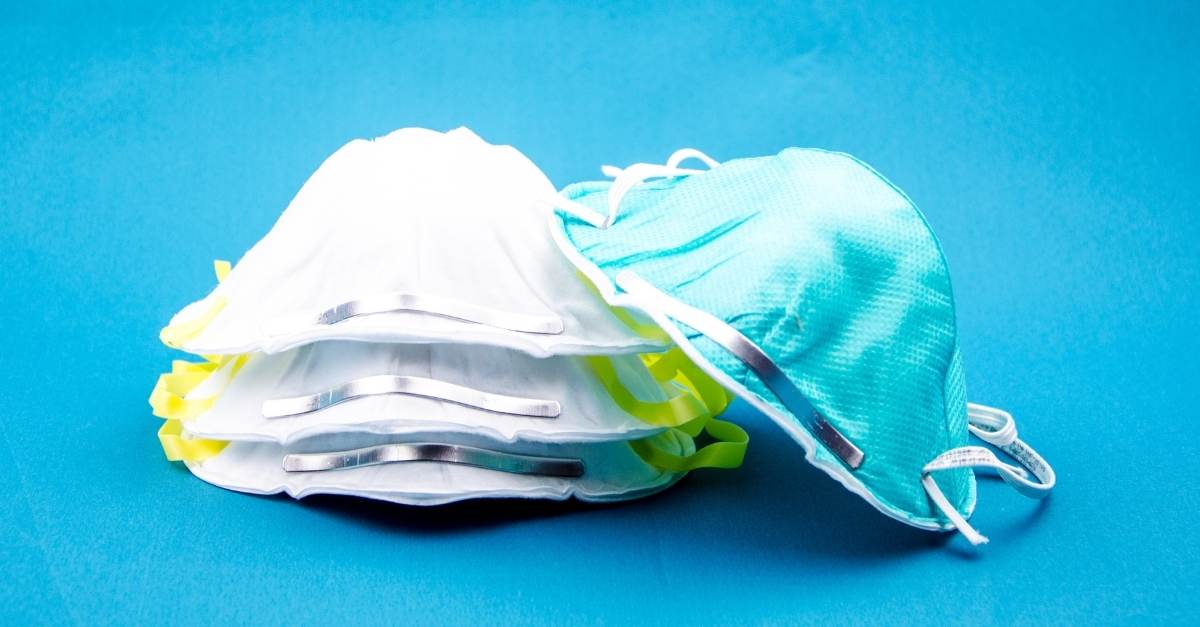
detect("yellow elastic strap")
(630, 419), (749, 472)
(212, 259), (232, 281)
(642, 350), (681, 382)
(152, 258), (245, 461)
(148, 360), (216, 417)
(159, 260), (232, 349)
(157, 419), (228, 462)
(148, 354), (248, 421)
(151, 354), (246, 462)
(585, 356), (712, 433)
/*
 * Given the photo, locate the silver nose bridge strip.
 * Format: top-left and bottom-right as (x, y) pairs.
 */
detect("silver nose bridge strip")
(262, 374), (562, 419)
(313, 292), (565, 335)
(282, 443), (585, 478)
(616, 271), (865, 469)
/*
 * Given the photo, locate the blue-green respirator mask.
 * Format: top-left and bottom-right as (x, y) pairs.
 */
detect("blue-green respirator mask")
(550, 147), (1055, 544)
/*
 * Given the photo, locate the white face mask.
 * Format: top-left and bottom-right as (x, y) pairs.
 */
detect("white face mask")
(159, 127), (663, 357)
(179, 341), (702, 446)
(153, 345), (747, 505)
(182, 429), (698, 506)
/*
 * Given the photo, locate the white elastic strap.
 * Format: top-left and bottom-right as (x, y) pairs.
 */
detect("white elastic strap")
(921, 403), (1056, 545)
(665, 148), (720, 170)
(598, 148), (721, 228)
(600, 164), (624, 178)
(538, 195), (609, 229)
(602, 148), (719, 178)
(603, 163), (702, 228)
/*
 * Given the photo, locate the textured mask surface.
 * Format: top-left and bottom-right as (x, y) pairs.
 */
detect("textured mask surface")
(558, 148), (971, 522)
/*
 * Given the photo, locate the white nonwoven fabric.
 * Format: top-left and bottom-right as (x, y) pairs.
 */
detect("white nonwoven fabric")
(164, 127), (665, 357)
(186, 429), (693, 505)
(184, 341), (670, 445)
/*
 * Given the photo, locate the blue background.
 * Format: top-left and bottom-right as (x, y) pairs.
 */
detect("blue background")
(2, 2), (1196, 624)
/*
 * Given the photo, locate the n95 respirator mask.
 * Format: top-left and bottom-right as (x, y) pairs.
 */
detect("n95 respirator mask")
(160, 127), (664, 357)
(551, 147), (1055, 544)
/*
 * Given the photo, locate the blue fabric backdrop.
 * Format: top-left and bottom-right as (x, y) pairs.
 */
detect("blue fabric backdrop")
(1, 2), (1196, 624)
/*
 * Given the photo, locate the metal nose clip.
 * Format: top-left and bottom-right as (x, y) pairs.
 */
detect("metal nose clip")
(262, 374), (562, 419)
(615, 270), (865, 469)
(312, 292), (565, 334)
(282, 443), (585, 478)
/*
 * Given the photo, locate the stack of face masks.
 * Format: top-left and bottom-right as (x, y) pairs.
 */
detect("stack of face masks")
(150, 128), (747, 508)
(152, 127), (1055, 546)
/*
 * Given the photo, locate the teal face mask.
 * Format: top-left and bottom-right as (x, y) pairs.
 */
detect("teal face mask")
(550, 148), (1055, 544)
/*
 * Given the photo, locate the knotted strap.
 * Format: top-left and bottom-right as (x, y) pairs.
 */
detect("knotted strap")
(922, 403), (1056, 545)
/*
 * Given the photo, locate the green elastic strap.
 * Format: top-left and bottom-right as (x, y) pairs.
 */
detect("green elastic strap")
(585, 355), (712, 433)
(590, 349), (747, 471)
(631, 419), (749, 472)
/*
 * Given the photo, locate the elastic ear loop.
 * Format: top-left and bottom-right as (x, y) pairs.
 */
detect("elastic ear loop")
(921, 403), (1056, 545)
